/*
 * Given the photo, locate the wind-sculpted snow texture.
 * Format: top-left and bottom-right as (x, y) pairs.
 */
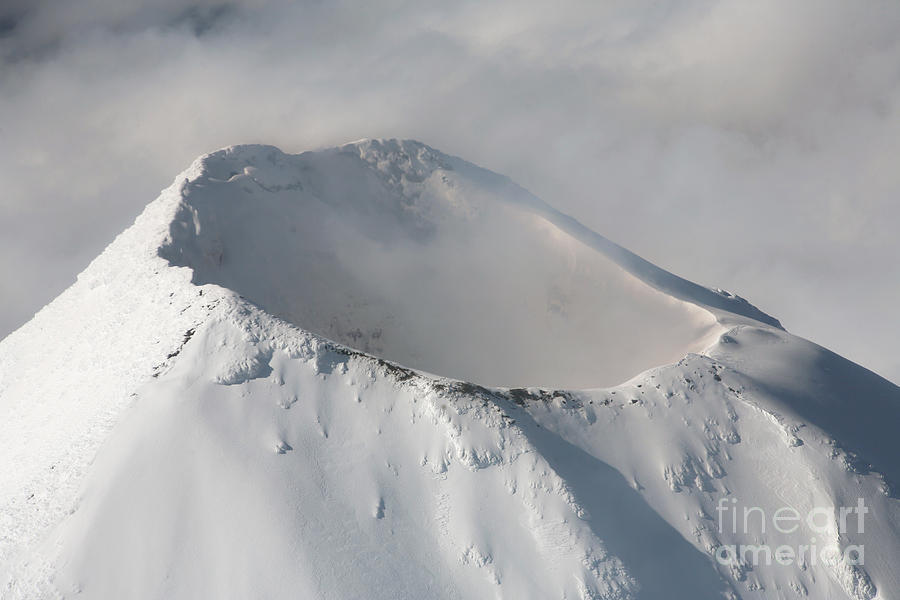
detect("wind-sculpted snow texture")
(1, 140), (898, 599)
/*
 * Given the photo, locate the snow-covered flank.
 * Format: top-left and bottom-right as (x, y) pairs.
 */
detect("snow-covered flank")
(1, 139), (898, 599)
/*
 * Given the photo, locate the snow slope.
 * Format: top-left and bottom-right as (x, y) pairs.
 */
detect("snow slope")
(1, 139), (898, 599)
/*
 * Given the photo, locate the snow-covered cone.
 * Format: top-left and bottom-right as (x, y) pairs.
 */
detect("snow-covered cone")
(1, 140), (898, 600)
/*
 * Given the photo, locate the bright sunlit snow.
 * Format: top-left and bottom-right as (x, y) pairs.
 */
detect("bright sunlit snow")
(1, 140), (898, 600)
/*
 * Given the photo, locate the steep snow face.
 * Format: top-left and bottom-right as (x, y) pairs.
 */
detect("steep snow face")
(0, 164), (219, 579)
(9, 300), (899, 600)
(1, 140), (898, 600)
(159, 140), (725, 389)
(25, 308), (649, 600)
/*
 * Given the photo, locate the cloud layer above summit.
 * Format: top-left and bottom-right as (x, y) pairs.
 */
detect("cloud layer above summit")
(1, 0), (899, 383)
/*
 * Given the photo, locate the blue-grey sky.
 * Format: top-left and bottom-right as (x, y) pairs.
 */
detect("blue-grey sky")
(1, 0), (898, 383)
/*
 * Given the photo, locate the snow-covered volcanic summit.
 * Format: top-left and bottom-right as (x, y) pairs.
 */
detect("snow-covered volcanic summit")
(1, 140), (898, 599)
(157, 140), (774, 389)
